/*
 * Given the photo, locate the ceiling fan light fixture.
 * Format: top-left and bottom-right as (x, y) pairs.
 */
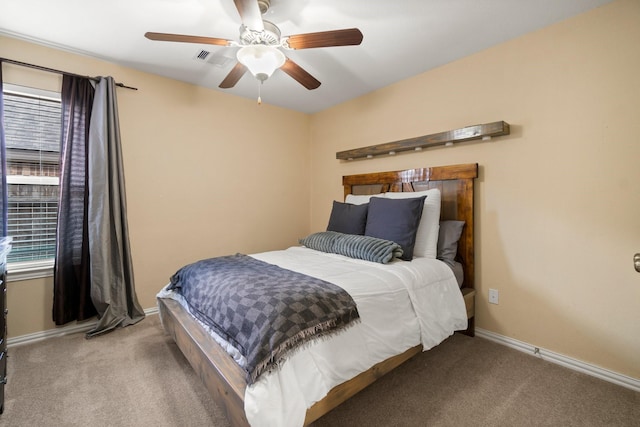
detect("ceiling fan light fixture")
(237, 45), (285, 82)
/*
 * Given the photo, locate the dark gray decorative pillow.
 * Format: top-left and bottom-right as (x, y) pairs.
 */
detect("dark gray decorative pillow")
(364, 196), (426, 261)
(327, 201), (369, 235)
(437, 220), (465, 263)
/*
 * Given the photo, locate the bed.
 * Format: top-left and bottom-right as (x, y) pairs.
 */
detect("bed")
(157, 163), (478, 426)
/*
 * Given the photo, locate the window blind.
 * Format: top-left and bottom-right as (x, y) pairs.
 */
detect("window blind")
(3, 89), (61, 263)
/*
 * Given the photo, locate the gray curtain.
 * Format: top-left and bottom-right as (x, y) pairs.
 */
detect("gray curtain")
(85, 77), (144, 337)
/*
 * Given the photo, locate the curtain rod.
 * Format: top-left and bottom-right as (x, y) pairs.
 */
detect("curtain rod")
(0, 57), (138, 91)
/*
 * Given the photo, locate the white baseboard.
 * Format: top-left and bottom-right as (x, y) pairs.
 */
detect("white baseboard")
(475, 328), (640, 393)
(7, 306), (159, 348)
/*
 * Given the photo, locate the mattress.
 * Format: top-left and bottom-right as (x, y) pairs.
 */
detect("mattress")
(158, 246), (467, 427)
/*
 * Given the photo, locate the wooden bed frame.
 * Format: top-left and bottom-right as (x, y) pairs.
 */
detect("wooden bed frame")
(158, 163), (478, 427)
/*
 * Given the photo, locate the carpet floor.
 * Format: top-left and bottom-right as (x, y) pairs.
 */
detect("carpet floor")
(2, 315), (638, 426)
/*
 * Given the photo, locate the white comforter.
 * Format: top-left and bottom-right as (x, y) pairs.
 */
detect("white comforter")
(158, 246), (467, 427)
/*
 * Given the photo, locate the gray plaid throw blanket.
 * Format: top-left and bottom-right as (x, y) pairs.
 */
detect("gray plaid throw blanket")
(168, 254), (360, 384)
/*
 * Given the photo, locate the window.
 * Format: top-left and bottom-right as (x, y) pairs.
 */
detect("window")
(2, 84), (61, 275)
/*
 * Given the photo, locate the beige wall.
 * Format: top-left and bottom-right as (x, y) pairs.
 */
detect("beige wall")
(1, 36), (311, 337)
(310, 0), (640, 378)
(2, 0), (638, 381)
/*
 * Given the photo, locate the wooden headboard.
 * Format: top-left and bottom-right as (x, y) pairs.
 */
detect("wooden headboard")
(342, 163), (478, 290)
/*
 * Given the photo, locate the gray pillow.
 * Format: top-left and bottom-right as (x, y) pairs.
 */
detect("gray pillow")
(300, 231), (403, 264)
(327, 201), (369, 235)
(364, 196), (426, 261)
(437, 220), (465, 263)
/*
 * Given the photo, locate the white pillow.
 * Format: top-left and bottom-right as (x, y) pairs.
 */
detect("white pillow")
(345, 193), (384, 205)
(384, 188), (441, 258)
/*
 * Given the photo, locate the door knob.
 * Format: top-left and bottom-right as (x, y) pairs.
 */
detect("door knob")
(635, 253), (640, 273)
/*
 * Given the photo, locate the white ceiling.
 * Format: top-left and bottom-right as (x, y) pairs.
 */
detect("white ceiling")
(0, 0), (613, 114)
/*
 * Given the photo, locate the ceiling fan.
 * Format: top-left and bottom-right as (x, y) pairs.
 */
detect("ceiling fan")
(145, 0), (363, 91)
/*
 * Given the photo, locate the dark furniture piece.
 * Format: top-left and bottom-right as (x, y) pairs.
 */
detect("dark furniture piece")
(0, 237), (11, 414)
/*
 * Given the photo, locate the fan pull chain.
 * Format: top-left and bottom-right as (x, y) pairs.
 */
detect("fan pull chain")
(257, 80), (262, 105)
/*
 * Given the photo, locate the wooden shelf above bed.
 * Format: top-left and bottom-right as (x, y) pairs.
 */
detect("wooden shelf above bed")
(336, 121), (510, 160)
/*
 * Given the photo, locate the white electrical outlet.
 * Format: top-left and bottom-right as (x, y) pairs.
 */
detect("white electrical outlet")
(488, 288), (499, 304)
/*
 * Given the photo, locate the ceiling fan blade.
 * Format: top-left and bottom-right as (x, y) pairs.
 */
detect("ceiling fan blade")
(145, 32), (231, 46)
(280, 58), (321, 90)
(285, 28), (363, 50)
(219, 62), (248, 89)
(233, 0), (264, 31)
